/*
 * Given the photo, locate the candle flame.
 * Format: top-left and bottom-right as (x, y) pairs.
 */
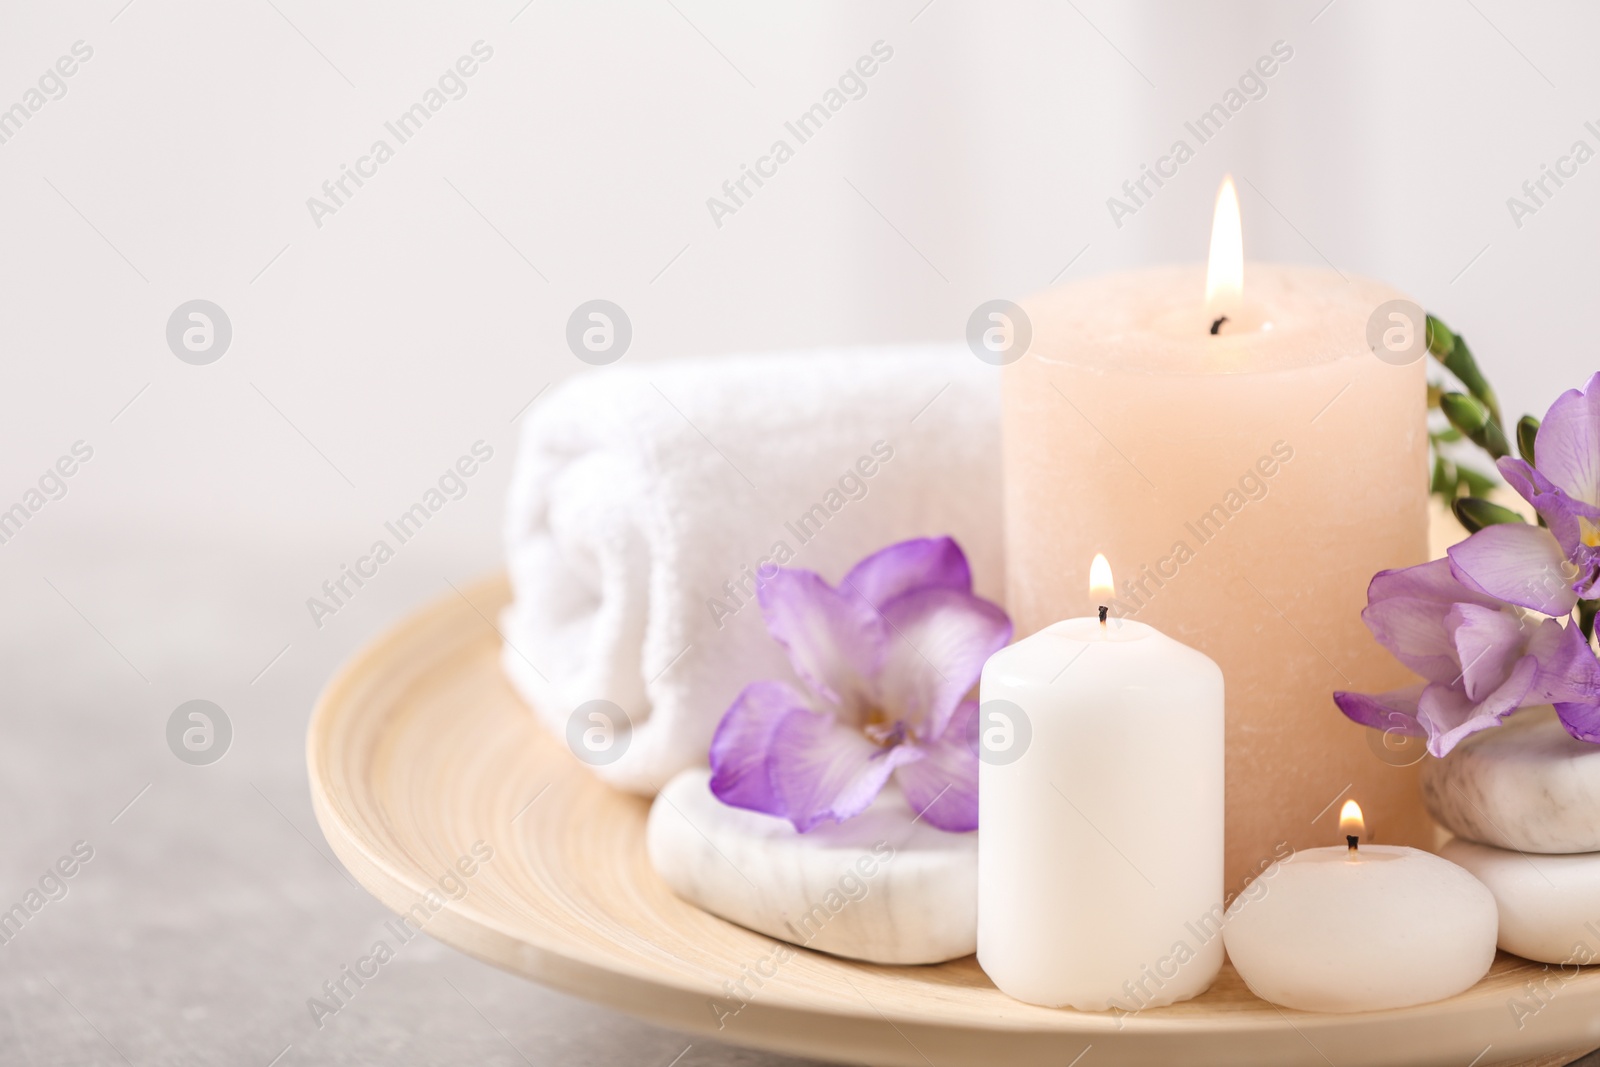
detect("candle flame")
(1205, 175), (1243, 323)
(1089, 553), (1114, 603)
(1339, 799), (1365, 839)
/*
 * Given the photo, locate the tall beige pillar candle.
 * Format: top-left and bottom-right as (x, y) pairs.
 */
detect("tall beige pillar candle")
(1003, 252), (1431, 897)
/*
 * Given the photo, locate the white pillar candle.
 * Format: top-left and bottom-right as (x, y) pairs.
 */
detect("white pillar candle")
(978, 557), (1225, 1011)
(1224, 803), (1498, 1013)
(1442, 838), (1600, 966)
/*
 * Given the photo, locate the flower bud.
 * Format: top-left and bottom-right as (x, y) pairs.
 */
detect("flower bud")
(1517, 415), (1540, 466)
(1440, 392), (1488, 434)
(1425, 314), (1455, 358)
(1452, 496), (1525, 534)
(1441, 393), (1510, 458)
(1434, 333), (1502, 426)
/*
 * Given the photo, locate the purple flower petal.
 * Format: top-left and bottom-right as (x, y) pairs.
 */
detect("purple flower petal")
(756, 568), (886, 720)
(1361, 600), (1459, 684)
(1445, 602), (1534, 702)
(1417, 656), (1539, 756)
(1532, 371), (1600, 507)
(1448, 523), (1578, 616)
(1333, 685), (1425, 733)
(708, 680), (811, 815)
(875, 586), (1013, 739)
(1557, 700), (1600, 743)
(1361, 559), (1494, 683)
(768, 708), (924, 832)
(1576, 556), (1600, 602)
(1498, 457), (1594, 557)
(841, 536), (972, 611)
(1367, 556), (1504, 609)
(708, 537), (1011, 832)
(1527, 617), (1600, 707)
(1497, 456), (1544, 512)
(893, 701), (979, 832)
(1338, 433), (1600, 758)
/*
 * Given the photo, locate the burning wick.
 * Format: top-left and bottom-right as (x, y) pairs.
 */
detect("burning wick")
(1340, 799), (1365, 854)
(1204, 176), (1243, 334)
(1089, 553), (1115, 629)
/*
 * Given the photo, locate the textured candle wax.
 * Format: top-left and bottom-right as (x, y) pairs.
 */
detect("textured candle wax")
(1006, 264), (1430, 895)
(978, 617), (1224, 1011)
(1222, 845), (1497, 1012)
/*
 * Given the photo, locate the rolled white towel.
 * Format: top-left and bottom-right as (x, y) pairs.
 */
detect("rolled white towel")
(501, 344), (1002, 794)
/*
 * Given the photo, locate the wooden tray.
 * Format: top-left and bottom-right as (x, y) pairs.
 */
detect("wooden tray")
(307, 574), (1600, 1067)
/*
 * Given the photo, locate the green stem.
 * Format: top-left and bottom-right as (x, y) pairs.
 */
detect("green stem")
(1425, 313), (1534, 509)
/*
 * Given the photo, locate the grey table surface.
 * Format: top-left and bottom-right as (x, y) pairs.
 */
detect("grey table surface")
(0, 526), (828, 1067)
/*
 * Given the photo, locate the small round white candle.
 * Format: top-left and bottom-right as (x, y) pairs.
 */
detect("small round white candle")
(1224, 803), (1497, 1013)
(979, 556), (1225, 1012)
(1442, 838), (1600, 965)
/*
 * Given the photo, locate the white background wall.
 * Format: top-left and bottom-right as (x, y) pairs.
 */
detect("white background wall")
(1, 1), (1596, 1061)
(3, 0), (1593, 576)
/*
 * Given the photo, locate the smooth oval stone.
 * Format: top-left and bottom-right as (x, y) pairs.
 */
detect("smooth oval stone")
(1442, 837), (1600, 965)
(646, 768), (976, 965)
(1422, 706), (1600, 854)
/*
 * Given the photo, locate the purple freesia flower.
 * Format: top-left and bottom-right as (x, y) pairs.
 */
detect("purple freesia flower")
(1334, 558), (1600, 754)
(1451, 371), (1600, 615)
(708, 536), (1010, 833)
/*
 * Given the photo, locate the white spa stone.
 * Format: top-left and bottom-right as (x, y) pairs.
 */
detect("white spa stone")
(1423, 706), (1600, 855)
(646, 768), (977, 965)
(1222, 845), (1498, 1013)
(1441, 838), (1600, 965)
